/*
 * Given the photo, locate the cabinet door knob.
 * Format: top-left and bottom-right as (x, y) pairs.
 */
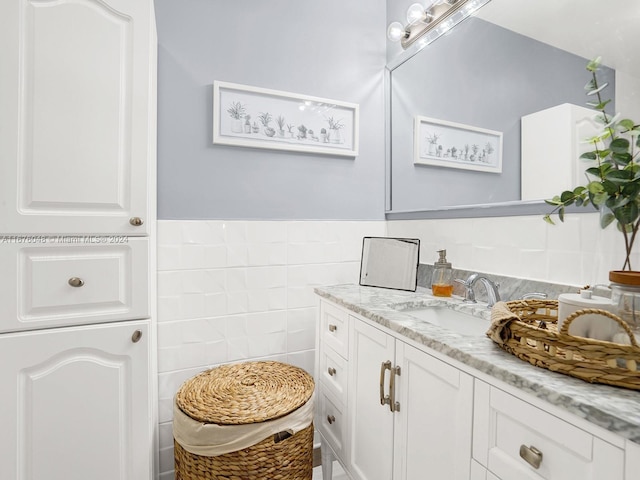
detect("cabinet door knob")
(327, 367), (337, 376)
(129, 217), (144, 226)
(131, 330), (143, 343)
(327, 415), (336, 425)
(328, 324), (337, 332)
(519, 445), (543, 469)
(68, 277), (84, 287)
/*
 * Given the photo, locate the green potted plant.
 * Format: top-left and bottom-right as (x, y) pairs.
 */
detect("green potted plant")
(544, 57), (640, 276)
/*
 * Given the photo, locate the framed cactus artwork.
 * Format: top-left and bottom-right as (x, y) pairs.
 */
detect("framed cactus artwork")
(414, 116), (503, 173)
(213, 81), (359, 157)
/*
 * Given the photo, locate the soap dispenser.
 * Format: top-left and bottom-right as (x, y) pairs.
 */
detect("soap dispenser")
(431, 250), (453, 297)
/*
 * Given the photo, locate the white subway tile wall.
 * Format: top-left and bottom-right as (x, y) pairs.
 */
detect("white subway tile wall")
(156, 220), (386, 479)
(156, 214), (633, 478)
(386, 213), (637, 287)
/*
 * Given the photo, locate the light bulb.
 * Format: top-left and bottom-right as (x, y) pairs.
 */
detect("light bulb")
(406, 3), (426, 24)
(387, 22), (406, 42)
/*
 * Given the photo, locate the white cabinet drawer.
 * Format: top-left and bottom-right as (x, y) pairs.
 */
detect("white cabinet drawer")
(473, 382), (624, 480)
(319, 345), (347, 403)
(0, 239), (149, 332)
(317, 389), (345, 461)
(320, 301), (349, 359)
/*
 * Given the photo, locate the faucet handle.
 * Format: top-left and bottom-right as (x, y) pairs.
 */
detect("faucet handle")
(454, 278), (476, 303)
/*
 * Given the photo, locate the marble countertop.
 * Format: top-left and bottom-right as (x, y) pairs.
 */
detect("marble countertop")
(315, 284), (640, 445)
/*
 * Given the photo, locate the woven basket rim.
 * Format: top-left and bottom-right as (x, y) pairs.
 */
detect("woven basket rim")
(176, 361), (315, 425)
(498, 299), (640, 390)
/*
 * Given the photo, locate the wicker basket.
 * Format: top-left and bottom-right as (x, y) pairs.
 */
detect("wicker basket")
(494, 299), (640, 390)
(174, 361), (315, 480)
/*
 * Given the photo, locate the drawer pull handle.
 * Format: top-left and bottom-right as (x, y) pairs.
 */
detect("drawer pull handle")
(519, 445), (543, 469)
(389, 365), (401, 413)
(327, 415), (336, 425)
(129, 217), (144, 226)
(327, 367), (337, 376)
(131, 330), (143, 343)
(328, 324), (337, 332)
(379, 360), (392, 406)
(68, 277), (84, 287)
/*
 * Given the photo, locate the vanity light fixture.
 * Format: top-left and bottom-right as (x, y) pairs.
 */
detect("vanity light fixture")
(387, 0), (492, 49)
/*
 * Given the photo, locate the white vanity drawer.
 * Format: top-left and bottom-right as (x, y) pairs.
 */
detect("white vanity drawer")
(473, 381), (624, 480)
(319, 345), (347, 403)
(317, 389), (345, 461)
(320, 301), (349, 359)
(0, 238), (149, 332)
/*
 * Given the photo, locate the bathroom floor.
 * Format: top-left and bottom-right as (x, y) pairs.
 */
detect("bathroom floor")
(312, 462), (348, 479)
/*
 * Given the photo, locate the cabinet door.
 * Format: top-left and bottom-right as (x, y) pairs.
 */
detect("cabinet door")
(0, 0), (154, 235)
(348, 317), (396, 480)
(393, 342), (473, 480)
(0, 320), (151, 480)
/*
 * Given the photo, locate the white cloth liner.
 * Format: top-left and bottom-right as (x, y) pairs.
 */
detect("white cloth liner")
(173, 395), (314, 456)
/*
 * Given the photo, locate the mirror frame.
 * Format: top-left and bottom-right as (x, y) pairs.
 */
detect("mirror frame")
(383, 13), (594, 220)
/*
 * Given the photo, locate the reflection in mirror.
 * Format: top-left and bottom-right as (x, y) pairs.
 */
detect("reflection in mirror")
(387, 0), (639, 216)
(359, 237), (420, 292)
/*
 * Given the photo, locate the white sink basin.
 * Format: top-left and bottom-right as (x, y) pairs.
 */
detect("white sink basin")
(403, 307), (490, 337)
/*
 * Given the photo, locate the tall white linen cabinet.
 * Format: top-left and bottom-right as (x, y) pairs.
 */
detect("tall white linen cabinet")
(0, 0), (158, 479)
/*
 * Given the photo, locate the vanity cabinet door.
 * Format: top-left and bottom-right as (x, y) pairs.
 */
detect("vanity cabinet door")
(0, 0), (154, 235)
(0, 320), (151, 480)
(393, 341), (473, 480)
(348, 317), (396, 480)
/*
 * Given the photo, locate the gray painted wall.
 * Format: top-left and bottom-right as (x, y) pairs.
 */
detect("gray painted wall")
(155, 0), (387, 220)
(389, 17), (615, 212)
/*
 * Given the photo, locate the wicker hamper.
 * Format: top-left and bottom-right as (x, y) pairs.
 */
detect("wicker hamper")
(173, 361), (315, 480)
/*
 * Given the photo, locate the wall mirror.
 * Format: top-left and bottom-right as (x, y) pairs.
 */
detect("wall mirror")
(386, 0), (640, 218)
(360, 237), (420, 291)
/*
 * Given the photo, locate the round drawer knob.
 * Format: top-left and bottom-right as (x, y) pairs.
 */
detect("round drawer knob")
(327, 367), (337, 376)
(68, 277), (84, 287)
(131, 330), (143, 343)
(328, 324), (337, 332)
(327, 415), (336, 425)
(129, 217), (144, 226)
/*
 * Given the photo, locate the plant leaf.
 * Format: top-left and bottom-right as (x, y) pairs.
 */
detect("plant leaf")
(619, 119), (635, 130)
(580, 151), (598, 160)
(610, 137), (630, 153)
(543, 215), (555, 225)
(600, 212), (616, 228)
(614, 202), (639, 225)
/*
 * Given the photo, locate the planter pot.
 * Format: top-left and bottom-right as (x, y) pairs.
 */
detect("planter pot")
(231, 119), (243, 133)
(609, 270), (640, 335)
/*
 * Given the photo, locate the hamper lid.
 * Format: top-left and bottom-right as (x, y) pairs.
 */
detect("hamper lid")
(175, 361), (315, 425)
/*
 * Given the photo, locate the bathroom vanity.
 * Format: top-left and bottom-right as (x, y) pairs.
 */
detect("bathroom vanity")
(314, 285), (640, 480)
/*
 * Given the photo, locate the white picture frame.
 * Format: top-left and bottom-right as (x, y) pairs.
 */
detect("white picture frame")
(414, 116), (503, 173)
(213, 81), (359, 157)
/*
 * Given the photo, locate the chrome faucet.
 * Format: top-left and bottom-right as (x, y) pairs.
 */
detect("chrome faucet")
(455, 273), (501, 307)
